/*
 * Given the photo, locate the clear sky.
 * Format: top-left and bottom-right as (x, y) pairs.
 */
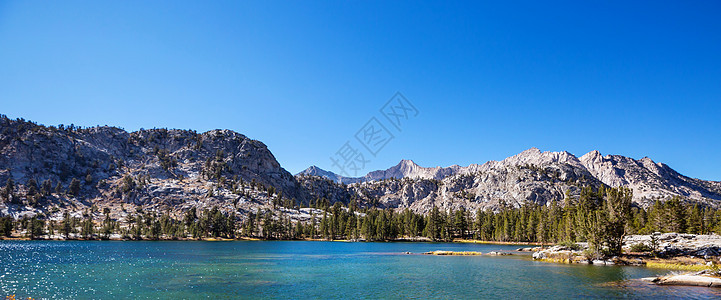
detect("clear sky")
(1, 1), (719, 180)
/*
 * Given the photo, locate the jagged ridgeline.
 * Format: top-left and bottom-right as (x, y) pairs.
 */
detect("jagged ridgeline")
(299, 148), (721, 211)
(2, 115), (721, 222)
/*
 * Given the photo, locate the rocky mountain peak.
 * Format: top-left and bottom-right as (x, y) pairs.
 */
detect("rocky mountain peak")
(4, 115), (719, 220)
(578, 151), (721, 205)
(513, 147), (542, 159)
(304, 166), (322, 172)
(502, 147), (582, 168)
(300, 147), (721, 209)
(0, 116), (305, 214)
(398, 159), (419, 167)
(297, 165), (347, 183)
(580, 149), (602, 160)
(395, 159), (425, 174)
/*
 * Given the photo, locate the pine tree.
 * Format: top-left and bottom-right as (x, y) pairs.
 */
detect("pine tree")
(68, 178), (81, 197)
(454, 207), (468, 239)
(62, 212), (72, 238)
(26, 216), (44, 239)
(2, 178), (14, 203)
(41, 179), (52, 196)
(686, 204), (703, 234)
(81, 211), (94, 239)
(55, 182), (63, 195)
(26, 178), (38, 196)
(0, 216), (13, 237)
(425, 206), (442, 241)
(663, 196), (686, 233)
(603, 187), (632, 256)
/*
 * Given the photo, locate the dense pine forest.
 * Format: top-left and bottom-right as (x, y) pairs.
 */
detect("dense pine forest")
(3, 186), (721, 256)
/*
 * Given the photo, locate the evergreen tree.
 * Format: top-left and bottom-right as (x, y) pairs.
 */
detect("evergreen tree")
(454, 207), (468, 239)
(603, 187), (632, 256)
(55, 182), (63, 195)
(26, 216), (44, 239)
(68, 178), (81, 197)
(26, 178), (38, 197)
(425, 206), (443, 241)
(81, 211), (94, 239)
(2, 178), (14, 203)
(686, 204), (703, 234)
(62, 212), (72, 238)
(41, 179), (53, 196)
(663, 196), (687, 233)
(0, 216), (13, 237)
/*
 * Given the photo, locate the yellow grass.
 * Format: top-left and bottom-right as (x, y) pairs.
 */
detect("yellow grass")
(540, 258), (573, 264)
(453, 239), (542, 245)
(202, 237), (237, 241)
(424, 250), (484, 256)
(537, 255), (714, 271)
(645, 262), (711, 271)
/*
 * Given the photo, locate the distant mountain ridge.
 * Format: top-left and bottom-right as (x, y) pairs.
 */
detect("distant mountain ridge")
(298, 159), (462, 184)
(298, 147), (721, 206)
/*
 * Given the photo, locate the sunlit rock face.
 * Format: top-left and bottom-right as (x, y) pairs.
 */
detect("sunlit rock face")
(2, 115), (720, 219)
(299, 148), (721, 213)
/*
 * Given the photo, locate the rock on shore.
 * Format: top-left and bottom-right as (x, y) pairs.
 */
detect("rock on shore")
(624, 233), (721, 258)
(643, 270), (721, 288)
(532, 233), (721, 265)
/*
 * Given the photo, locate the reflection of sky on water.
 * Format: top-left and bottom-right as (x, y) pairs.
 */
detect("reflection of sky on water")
(2, 241), (720, 299)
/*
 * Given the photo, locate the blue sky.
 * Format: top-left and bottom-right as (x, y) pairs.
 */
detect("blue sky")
(1, 1), (719, 180)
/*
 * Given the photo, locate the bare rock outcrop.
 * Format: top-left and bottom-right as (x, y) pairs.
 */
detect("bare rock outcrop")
(300, 147), (721, 210)
(0, 116), (305, 221)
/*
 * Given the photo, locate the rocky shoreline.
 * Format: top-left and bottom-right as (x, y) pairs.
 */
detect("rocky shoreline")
(642, 270), (721, 288)
(529, 233), (721, 265)
(528, 233), (721, 288)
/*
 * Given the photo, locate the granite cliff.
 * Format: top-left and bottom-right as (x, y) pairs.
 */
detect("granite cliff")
(2, 116), (720, 221)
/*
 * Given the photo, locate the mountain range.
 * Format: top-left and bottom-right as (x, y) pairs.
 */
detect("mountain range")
(299, 159), (463, 184)
(1, 115), (720, 221)
(299, 147), (721, 209)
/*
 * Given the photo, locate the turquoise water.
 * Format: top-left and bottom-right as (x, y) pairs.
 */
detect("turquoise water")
(1, 241), (720, 299)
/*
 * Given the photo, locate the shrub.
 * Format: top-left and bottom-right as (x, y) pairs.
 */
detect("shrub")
(629, 242), (653, 253)
(557, 241), (582, 251)
(121, 175), (136, 193)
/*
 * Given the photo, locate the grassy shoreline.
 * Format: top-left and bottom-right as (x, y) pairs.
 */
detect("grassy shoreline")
(536, 254), (718, 271)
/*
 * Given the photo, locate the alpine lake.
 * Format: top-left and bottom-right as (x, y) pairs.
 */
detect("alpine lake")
(2, 240), (720, 299)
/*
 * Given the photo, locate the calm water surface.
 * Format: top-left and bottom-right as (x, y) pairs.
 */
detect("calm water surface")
(1, 241), (720, 299)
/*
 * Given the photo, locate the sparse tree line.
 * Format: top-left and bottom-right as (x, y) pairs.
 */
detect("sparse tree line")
(0, 114), (92, 136)
(0, 177), (86, 207)
(4, 173), (721, 256)
(2, 186), (721, 252)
